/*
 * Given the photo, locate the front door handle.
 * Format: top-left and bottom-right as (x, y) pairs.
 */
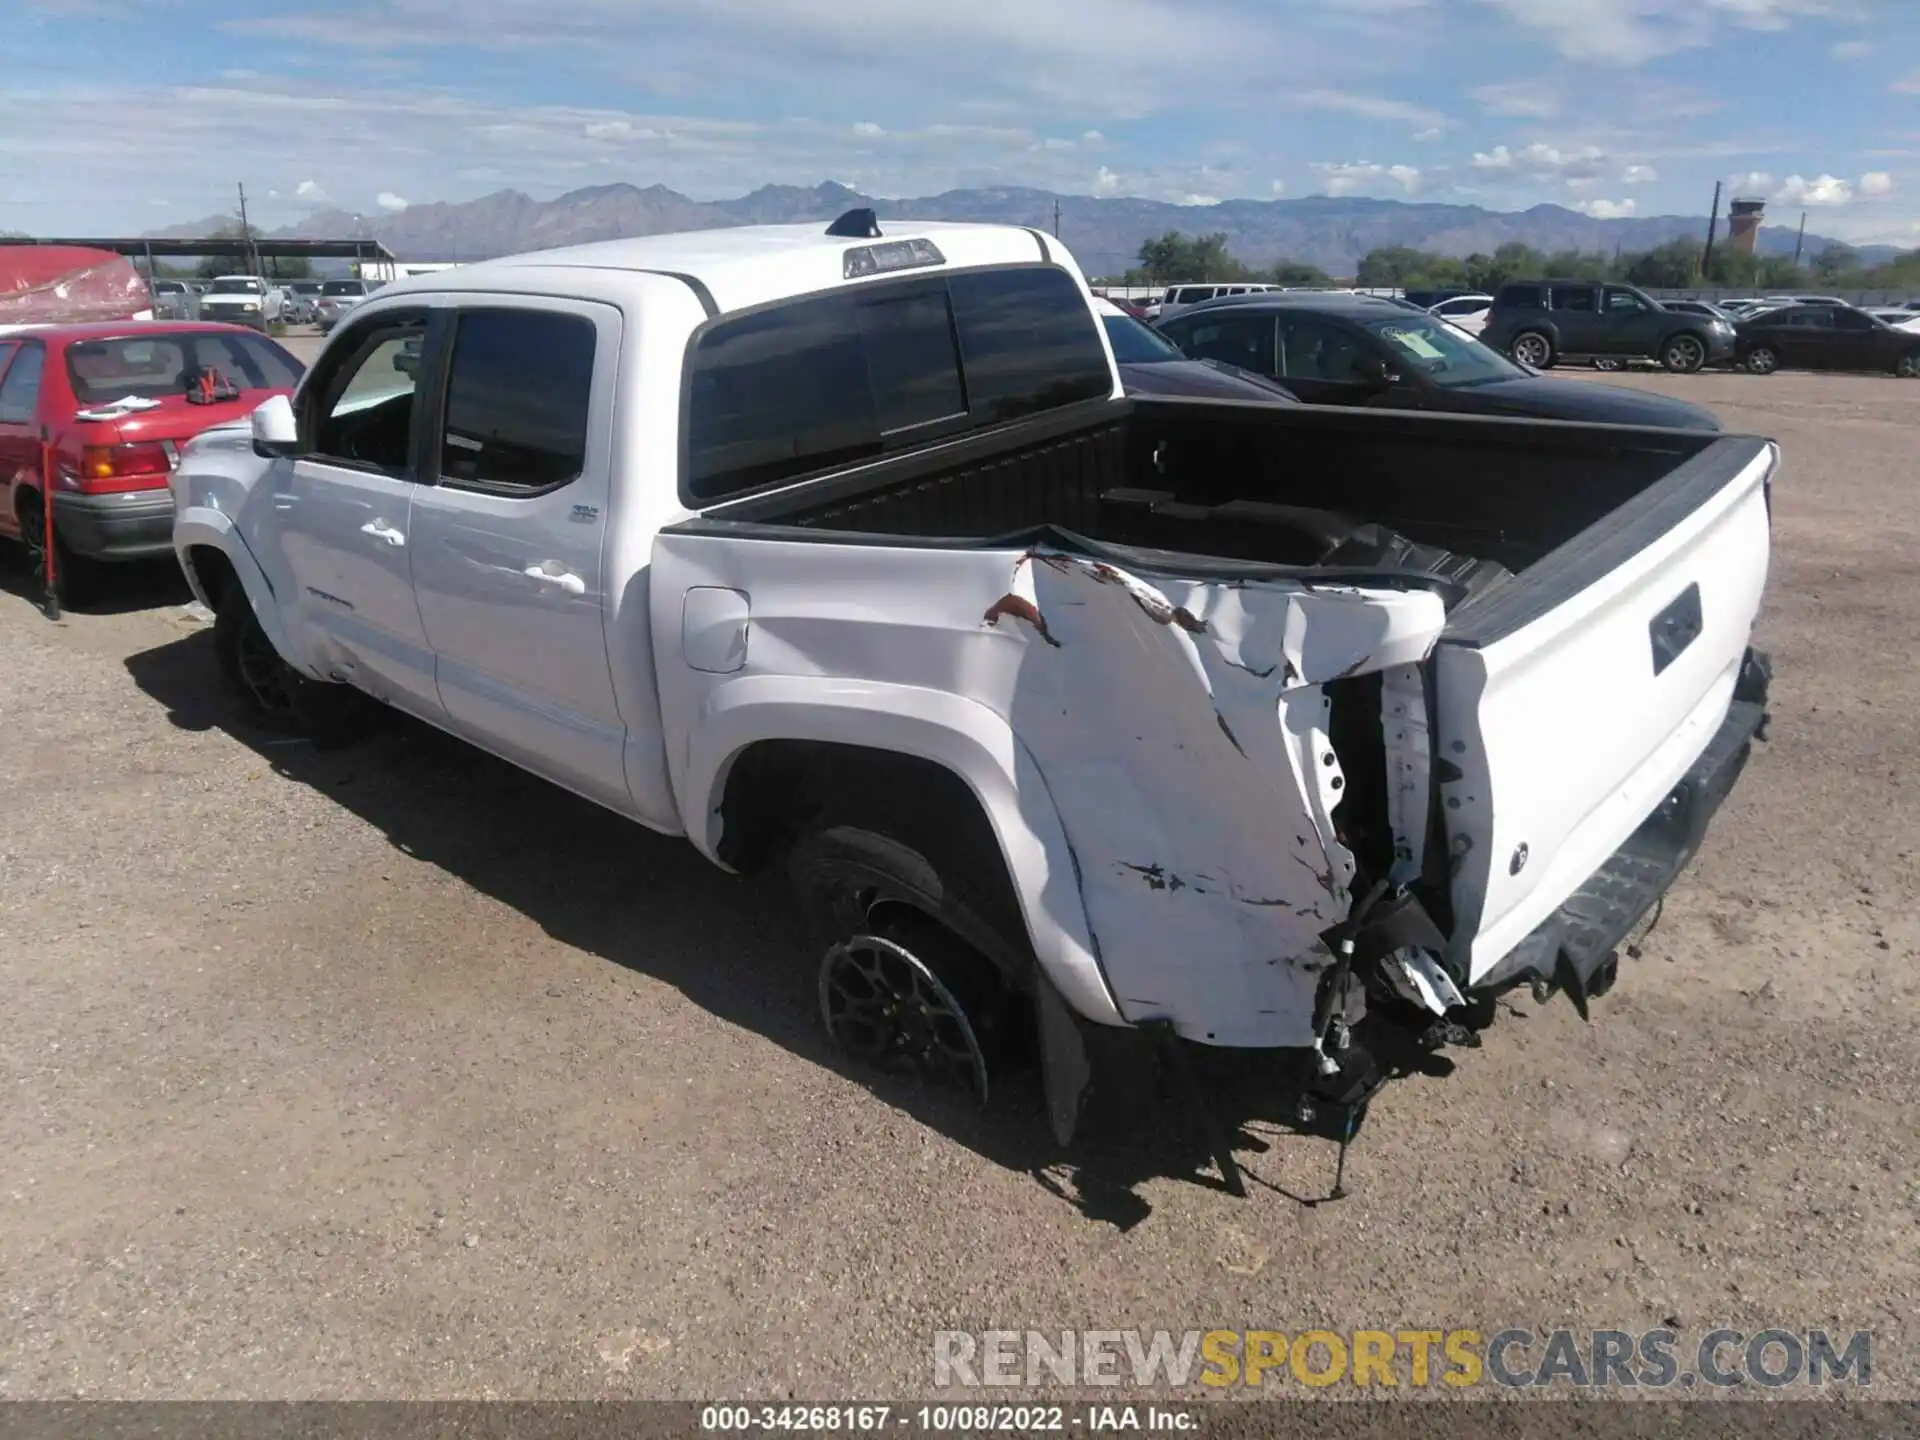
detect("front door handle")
(360, 519), (406, 547)
(522, 563), (586, 596)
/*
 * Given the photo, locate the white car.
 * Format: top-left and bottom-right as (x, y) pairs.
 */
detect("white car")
(195, 275), (272, 331)
(170, 210), (1775, 1152)
(1427, 292), (1493, 336)
(1147, 282), (1282, 321)
(1863, 307), (1920, 334)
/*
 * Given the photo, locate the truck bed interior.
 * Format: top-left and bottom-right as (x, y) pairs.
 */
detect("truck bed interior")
(695, 396), (1733, 603)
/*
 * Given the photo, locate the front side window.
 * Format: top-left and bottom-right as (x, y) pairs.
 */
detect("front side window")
(308, 316), (427, 477)
(1831, 308), (1874, 331)
(1276, 317), (1367, 382)
(1604, 287), (1648, 315)
(439, 309), (596, 493)
(0, 343), (45, 423)
(1172, 313), (1274, 373)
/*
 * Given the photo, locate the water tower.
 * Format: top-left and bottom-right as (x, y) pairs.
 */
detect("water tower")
(1727, 198), (1766, 254)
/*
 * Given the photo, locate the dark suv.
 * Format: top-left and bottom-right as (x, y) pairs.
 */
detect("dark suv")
(1481, 280), (1736, 374)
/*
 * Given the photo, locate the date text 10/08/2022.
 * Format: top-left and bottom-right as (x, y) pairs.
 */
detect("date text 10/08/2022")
(700, 1405), (1197, 1433)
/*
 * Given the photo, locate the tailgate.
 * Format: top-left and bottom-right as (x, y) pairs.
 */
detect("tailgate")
(1430, 436), (1776, 984)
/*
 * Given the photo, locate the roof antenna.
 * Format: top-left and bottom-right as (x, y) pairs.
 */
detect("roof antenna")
(826, 208), (882, 239)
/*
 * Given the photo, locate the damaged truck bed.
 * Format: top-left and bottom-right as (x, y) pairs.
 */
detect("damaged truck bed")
(659, 396), (1776, 1103)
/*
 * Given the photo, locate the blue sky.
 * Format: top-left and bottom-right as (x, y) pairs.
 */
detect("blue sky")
(4, 0), (1915, 245)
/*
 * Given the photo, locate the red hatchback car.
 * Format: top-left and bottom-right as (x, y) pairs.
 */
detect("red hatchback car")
(0, 322), (302, 594)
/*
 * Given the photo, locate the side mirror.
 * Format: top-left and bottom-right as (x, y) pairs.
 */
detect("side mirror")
(393, 348), (420, 376)
(251, 393), (299, 458)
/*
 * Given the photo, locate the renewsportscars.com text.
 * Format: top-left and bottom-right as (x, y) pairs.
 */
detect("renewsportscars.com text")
(933, 1328), (1872, 1391)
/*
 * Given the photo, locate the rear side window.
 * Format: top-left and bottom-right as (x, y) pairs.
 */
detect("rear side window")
(439, 308), (596, 493)
(1499, 285), (1544, 310)
(948, 268), (1111, 426)
(686, 266), (1110, 501)
(0, 343), (44, 423)
(1552, 286), (1596, 313)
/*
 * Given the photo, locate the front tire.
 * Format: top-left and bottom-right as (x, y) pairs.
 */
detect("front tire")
(1897, 351), (1920, 379)
(1591, 358), (1625, 372)
(1510, 331), (1554, 369)
(1744, 346), (1780, 376)
(213, 584), (379, 743)
(1662, 333), (1708, 374)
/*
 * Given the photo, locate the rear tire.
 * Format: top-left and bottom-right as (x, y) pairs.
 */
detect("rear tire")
(14, 491), (96, 609)
(789, 821), (1024, 1093)
(1590, 358), (1625, 372)
(1510, 331), (1554, 369)
(1744, 346), (1780, 376)
(1662, 333), (1708, 374)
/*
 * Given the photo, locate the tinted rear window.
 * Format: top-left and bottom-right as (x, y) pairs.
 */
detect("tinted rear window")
(64, 332), (303, 404)
(686, 266), (1110, 502)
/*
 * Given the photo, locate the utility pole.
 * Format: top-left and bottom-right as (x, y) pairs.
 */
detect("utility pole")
(1793, 211), (1808, 268)
(236, 182), (259, 278)
(1699, 180), (1722, 280)
(1052, 197), (1062, 240)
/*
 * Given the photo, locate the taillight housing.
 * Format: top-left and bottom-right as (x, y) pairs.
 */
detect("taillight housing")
(68, 442), (175, 493)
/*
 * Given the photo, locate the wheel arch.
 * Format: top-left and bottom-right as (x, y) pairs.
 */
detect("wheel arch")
(678, 677), (1125, 1028)
(174, 510), (303, 674)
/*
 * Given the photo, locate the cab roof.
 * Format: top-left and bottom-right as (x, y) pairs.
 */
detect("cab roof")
(383, 218), (1065, 316)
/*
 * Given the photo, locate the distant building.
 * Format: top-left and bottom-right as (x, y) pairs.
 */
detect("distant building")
(1727, 199), (1766, 254)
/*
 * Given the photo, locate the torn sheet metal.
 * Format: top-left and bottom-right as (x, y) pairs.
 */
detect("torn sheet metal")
(1380, 663), (1431, 885)
(988, 549), (1449, 1047)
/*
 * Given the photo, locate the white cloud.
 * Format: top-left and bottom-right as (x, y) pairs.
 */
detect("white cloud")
(1179, 194), (1220, 206)
(1479, 0), (1857, 66)
(1472, 78), (1561, 118)
(1621, 164), (1657, 184)
(1092, 165), (1121, 195)
(1412, 127), (1442, 142)
(1310, 160), (1423, 196)
(1774, 172), (1853, 206)
(1727, 169), (1774, 195)
(294, 179), (330, 203)
(852, 121), (884, 136)
(376, 191), (410, 211)
(1081, 130), (1104, 143)
(1830, 38), (1870, 58)
(147, 198), (170, 208)
(1575, 197), (1637, 218)
(1859, 171), (1894, 197)
(1269, 179), (1286, 195)
(1293, 88), (1448, 130)
(1471, 142), (1610, 183)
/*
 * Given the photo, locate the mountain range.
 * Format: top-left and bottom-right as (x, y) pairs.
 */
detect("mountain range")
(145, 181), (1899, 277)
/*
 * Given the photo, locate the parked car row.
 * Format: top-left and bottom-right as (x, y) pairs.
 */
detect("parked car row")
(129, 276), (380, 331)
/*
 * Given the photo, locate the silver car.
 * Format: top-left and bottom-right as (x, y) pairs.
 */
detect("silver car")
(314, 279), (375, 333)
(149, 278), (199, 320)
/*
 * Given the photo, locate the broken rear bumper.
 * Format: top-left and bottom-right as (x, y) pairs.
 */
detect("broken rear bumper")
(1474, 646), (1772, 1005)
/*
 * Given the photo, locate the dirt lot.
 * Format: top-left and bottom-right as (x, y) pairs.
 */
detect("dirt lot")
(1, 370), (1915, 1401)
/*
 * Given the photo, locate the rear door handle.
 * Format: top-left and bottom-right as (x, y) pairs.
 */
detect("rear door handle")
(360, 519), (406, 547)
(522, 564), (585, 596)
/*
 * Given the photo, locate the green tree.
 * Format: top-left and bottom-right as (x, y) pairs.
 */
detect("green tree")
(1812, 243), (1859, 284)
(1622, 237), (1701, 288)
(1271, 259), (1332, 286)
(1756, 255), (1810, 287)
(1354, 245), (1430, 286)
(1135, 231), (1251, 284)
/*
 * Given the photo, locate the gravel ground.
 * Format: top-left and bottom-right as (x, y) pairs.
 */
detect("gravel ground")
(0, 370), (1914, 1401)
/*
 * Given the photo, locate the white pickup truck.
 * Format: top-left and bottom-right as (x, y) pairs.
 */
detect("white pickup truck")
(169, 210), (1775, 1149)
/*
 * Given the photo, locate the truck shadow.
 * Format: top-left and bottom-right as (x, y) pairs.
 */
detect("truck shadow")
(124, 626), (1462, 1230)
